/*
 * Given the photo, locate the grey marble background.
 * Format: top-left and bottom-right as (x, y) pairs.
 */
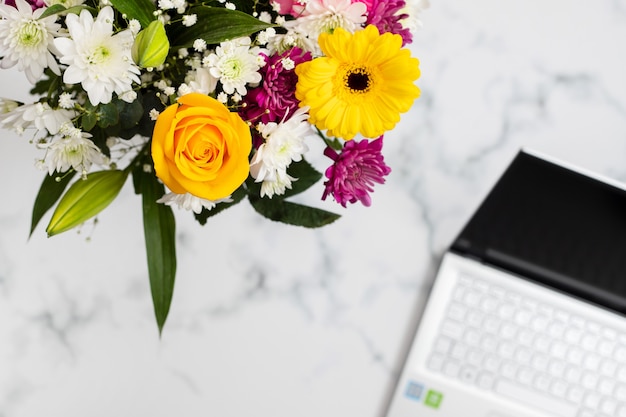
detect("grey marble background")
(2, 0), (626, 415)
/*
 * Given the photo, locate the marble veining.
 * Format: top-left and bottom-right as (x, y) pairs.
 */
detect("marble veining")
(2, 0), (626, 416)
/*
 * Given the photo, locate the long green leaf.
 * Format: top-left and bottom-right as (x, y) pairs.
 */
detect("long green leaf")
(30, 170), (76, 237)
(141, 172), (176, 335)
(46, 170), (128, 236)
(170, 7), (276, 48)
(249, 195), (340, 228)
(109, 0), (156, 28)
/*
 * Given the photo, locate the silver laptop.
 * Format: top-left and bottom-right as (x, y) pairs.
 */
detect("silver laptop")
(385, 149), (626, 417)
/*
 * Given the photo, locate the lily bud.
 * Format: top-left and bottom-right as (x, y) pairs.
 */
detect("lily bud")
(132, 20), (169, 69)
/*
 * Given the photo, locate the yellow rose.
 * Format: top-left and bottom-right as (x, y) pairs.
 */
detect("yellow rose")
(151, 93), (252, 200)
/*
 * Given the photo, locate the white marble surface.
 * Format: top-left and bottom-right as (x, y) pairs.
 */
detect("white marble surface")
(2, 0), (626, 415)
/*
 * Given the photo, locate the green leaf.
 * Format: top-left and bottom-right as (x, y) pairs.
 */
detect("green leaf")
(97, 102), (119, 128)
(140, 171), (176, 335)
(46, 170), (128, 236)
(30, 170), (77, 237)
(81, 112), (97, 131)
(38, 4), (94, 20)
(249, 195), (340, 228)
(109, 0), (156, 28)
(193, 185), (246, 225)
(171, 7), (276, 48)
(282, 159), (323, 198)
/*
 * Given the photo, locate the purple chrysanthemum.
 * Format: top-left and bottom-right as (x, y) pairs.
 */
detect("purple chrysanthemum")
(240, 47), (312, 126)
(358, 0), (412, 46)
(322, 136), (391, 207)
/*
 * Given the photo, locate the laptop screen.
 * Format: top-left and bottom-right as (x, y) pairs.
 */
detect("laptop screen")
(452, 150), (626, 313)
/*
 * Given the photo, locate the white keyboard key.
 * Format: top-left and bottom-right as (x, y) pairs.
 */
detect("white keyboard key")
(495, 379), (577, 417)
(597, 340), (615, 357)
(427, 353), (445, 372)
(450, 343), (468, 360)
(600, 359), (617, 377)
(464, 328), (481, 346)
(616, 347), (626, 363)
(476, 372), (495, 390)
(441, 320), (464, 339)
(531, 354), (549, 372)
(600, 398), (617, 415)
(459, 365), (478, 384)
(615, 383), (626, 401)
(483, 354), (500, 373)
(443, 360), (461, 378)
(433, 336), (453, 354)
(533, 373), (551, 391)
(517, 366), (534, 386)
(565, 385), (584, 404)
(466, 348), (483, 366)
(583, 392), (600, 409)
(597, 377), (615, 396)
(447, 303), (467, 321)
(581, 372), (598, 390)
(549, 380), (568, 398)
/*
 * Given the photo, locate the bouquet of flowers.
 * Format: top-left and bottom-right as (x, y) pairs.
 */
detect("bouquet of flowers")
(0, 0), (425, 332)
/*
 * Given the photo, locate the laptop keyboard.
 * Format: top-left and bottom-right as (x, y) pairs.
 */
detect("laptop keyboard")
(427, 273), (626, 417)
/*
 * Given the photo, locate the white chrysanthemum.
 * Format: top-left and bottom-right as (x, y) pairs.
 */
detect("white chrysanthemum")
(0, 98), (19, 114)
(0, 102), (74, 135)
(205, 37), (263, 96)
(53, 7), (141, 105)
(401, 0), (430, 32)
(267, 30), (318, 55)
(22, 102), (75, 135)
(249, 107), (315, 197)
(259, 170), (297, 199)
(157, 192), (233, 214)
(285, 0), (366, 41)
(39, 124), (105, 175)
(0, 0), (62, 84)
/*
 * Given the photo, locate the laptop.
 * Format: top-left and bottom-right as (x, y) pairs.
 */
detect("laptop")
(385, 149), (626, 417)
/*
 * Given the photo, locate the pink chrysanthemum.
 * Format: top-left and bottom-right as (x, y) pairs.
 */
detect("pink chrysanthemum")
(240, 47), (312, 126)
(322, 136), (391, 207)
(359, 0), (412, 45)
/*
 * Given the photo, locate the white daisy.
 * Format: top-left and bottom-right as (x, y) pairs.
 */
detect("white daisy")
(249, 107), (315, 197)
(205, 37), (263, 96)
(53, 7), (141, 105)
(39, 124), (106, 175)
(0, 0), (62, 84)
(157, 192), (233, 214)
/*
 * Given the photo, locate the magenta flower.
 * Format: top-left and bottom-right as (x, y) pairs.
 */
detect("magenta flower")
(240, 47), (312, 126)
(4, 0), (46, 9)
(358, 0), (413, 45)
(322, 136), (391, 207)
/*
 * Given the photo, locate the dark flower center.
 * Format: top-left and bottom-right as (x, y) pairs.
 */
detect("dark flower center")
(345, 68), (371, 93)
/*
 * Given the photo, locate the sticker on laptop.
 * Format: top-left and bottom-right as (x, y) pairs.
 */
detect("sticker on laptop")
(404, 381), (424, 401)
(404, 381), (444, 409)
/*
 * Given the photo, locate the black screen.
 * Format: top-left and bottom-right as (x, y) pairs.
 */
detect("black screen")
(452, 151), (626, 313)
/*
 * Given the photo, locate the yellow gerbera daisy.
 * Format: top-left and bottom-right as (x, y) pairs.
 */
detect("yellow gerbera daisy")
(295, 25), (420, 140)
